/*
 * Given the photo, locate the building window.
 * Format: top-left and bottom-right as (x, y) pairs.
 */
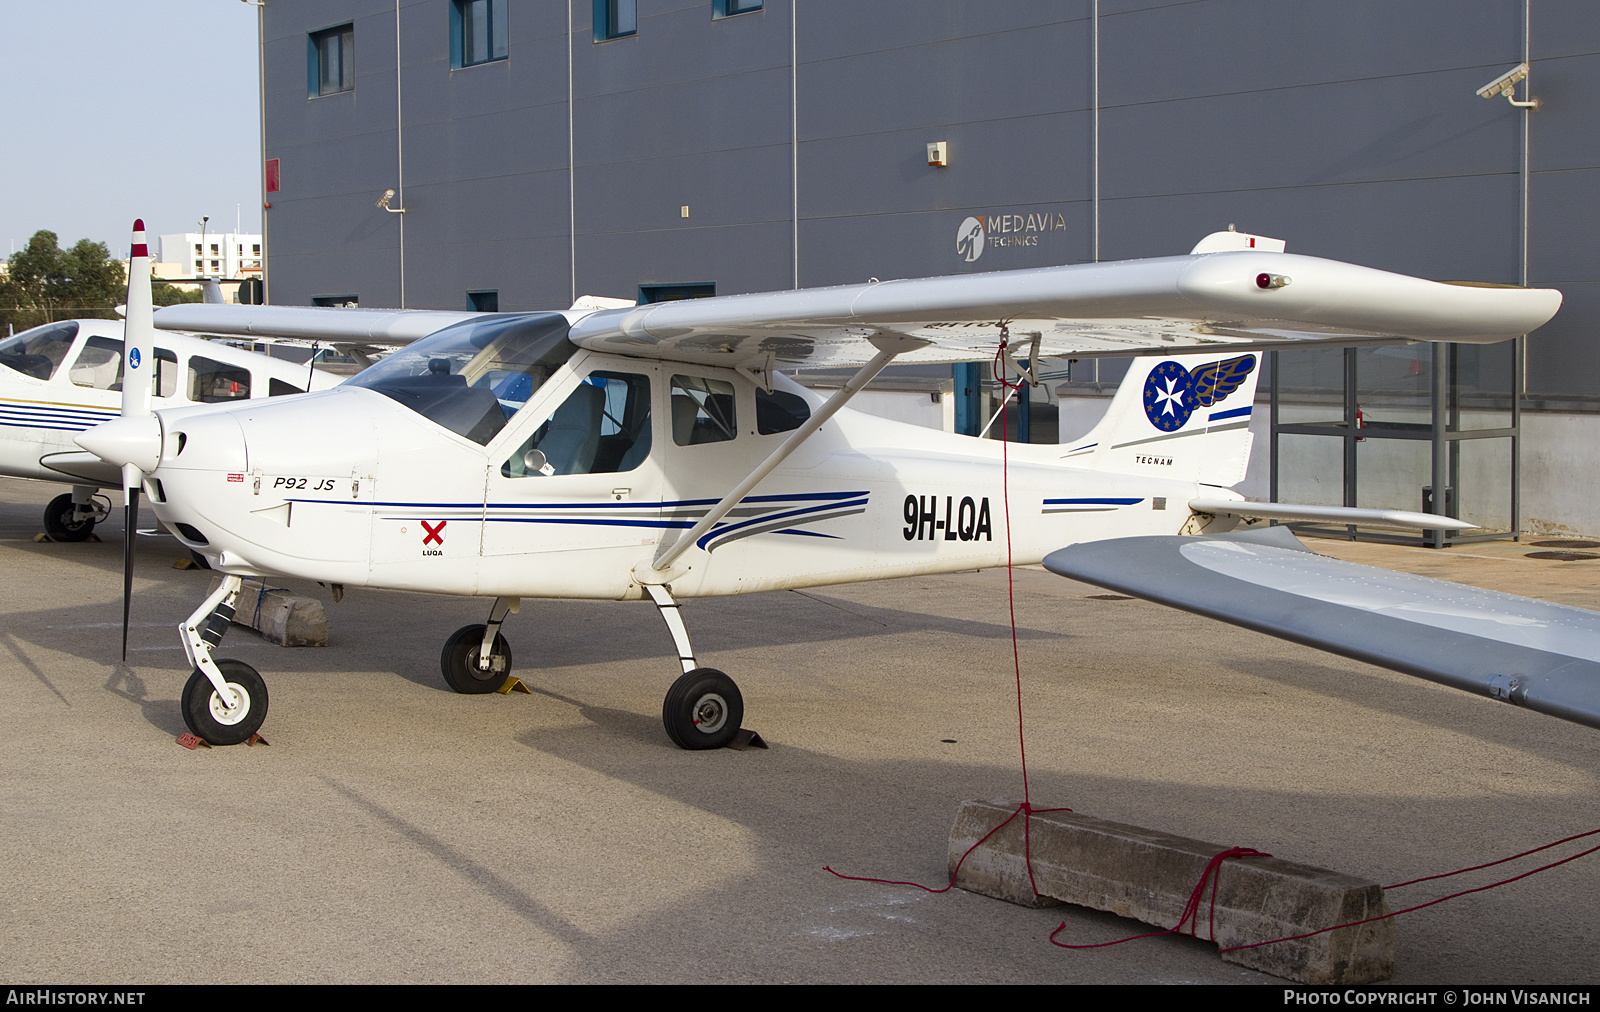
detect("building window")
(452, 0), (508, 68)
(308, 24), (354, 97)
(468, 290), (499, 312)
(594, 0), (636, 41)
(713, 0), (761, 18)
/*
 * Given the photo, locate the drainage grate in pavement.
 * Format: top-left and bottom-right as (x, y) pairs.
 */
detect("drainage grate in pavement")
(1531, 539), (1600, 549)
(1525, 551), (1600, 562)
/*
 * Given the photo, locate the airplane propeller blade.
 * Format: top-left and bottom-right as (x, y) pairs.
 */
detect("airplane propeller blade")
(121, 467), (140, 661)
(119, 220), (156, 661)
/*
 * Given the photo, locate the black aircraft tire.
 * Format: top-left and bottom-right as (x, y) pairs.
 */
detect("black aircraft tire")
(440, 624), (512, 694)
(43, 493), (96, 542)
(181, 660), (268, 746)
(662, 668), (743, 750)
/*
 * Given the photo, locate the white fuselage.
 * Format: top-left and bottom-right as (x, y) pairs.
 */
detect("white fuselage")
(139, 349), (1223, 600)
(0, 319), (342, 490)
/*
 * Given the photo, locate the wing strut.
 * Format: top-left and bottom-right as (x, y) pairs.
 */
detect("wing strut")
(650, 333), (927, 573)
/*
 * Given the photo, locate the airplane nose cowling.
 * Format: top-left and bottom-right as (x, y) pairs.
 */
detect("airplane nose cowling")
(76, 415), (162, 474)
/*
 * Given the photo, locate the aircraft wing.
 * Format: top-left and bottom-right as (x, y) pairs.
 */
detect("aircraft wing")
(149, 251), (1559, 369)
(1041, 525), (1600, 731)
(566, 252), (1562, 368)
(153, 304), (480, 345)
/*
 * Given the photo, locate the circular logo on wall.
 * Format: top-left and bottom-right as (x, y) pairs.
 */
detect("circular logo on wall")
(956, 216), (985, 262)
(1142, 361), (1195, 432)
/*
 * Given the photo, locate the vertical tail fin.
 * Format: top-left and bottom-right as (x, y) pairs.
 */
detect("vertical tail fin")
(1060, 352), (1261, 486)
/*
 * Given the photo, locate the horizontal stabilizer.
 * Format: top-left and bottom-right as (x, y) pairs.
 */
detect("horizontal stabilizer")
(1042, 526), (1600, 731)
(1189, 499), (1477, 531)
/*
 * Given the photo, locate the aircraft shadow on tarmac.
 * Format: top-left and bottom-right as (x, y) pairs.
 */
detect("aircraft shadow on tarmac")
(487, 690), (1600, 982)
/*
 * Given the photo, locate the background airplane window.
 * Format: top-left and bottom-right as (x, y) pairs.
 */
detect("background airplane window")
(189, 356), (251, 403)
(155, 348), (178, 398)
(0, 321), (79, 380)
(68, 336), (125, 391)
(671, 375), (737, 445)
(502, 371), (651, 477)
(756, 388), (810, 434)
(269, 378), (306, 397)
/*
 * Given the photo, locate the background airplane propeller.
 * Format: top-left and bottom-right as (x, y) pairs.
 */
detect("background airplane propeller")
(119, 220), (156, 660)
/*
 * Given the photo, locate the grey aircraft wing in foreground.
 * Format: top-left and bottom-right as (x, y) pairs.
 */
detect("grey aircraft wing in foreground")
(1043, 524), (1600, 731)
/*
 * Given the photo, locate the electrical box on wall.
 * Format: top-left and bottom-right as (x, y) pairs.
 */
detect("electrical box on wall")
(927, 141), (948, 167)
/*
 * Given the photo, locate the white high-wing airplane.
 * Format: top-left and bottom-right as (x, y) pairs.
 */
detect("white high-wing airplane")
(79, 223), (1569, 748)
(0, 314), (342, 540)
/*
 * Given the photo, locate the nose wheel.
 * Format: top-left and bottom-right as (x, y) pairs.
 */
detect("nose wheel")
(662, 667), (744, 750)
(181, 659), (268, 745)
(43, 491), (108, 542)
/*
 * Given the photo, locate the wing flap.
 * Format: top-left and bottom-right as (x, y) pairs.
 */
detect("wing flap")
(1042, 526), (1600, 731)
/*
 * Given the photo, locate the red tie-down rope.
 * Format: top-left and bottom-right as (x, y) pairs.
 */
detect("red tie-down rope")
(825, 329), (1074, 897)
(1050, 846), (1271, 949)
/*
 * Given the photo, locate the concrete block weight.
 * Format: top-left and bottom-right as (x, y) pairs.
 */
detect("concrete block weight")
(207, 575), (329, 647)
(949, 799), (1394, 984)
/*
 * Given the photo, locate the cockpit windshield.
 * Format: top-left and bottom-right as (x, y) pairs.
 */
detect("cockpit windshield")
(346, 312), (576, 444)
(0, 321), (80, 381)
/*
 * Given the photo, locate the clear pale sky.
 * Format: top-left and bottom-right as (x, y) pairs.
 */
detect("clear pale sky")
(0, 2), (261, 261)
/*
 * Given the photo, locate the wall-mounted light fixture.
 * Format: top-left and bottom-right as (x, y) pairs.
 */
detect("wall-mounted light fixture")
(1477, 63), (1539, 109)
(927, 141), (948, 167)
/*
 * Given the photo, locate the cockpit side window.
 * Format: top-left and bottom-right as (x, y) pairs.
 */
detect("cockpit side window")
(0, 321), (80, 381)
(348, 313), (576, 445)
(502, 371), (651, 477)
(671, 375), (737, 445)
(68, 336), (125, 391)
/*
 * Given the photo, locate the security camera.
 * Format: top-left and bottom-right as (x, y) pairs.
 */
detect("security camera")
(1476, 63), (1537, 108)
(376, 189), (396, 210)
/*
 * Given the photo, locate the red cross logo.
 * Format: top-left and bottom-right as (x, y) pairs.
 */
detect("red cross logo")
(421, 520), (446, 546)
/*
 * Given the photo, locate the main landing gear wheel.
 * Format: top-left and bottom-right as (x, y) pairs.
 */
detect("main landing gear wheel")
(440, 624), (513, 694)
(662, 668), (743, 750)
(43, 493), (99, 542)
(181, 660), (268, 746)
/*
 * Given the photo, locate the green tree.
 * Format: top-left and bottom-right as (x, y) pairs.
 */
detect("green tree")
(153, 281), (204, 307)
(0, 230), (126, 332)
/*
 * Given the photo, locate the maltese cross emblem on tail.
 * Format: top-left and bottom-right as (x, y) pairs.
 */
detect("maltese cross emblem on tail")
(1141, 354), (1257, 432)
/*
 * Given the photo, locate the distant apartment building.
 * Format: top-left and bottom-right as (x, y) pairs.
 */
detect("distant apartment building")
(159, 233), (263, 280)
